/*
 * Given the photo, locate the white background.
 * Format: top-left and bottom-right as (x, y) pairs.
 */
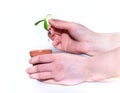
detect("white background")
(0, 0), (120, 93)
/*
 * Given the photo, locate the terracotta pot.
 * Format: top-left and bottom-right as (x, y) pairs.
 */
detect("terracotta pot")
(29, 49), (52, 65)
(29, 49), (52, 57)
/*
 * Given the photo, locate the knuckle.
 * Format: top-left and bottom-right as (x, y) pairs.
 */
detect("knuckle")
(35, 65), (39, 72)
(38, 74), (42, 79)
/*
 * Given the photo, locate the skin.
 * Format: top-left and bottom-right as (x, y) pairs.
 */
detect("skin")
(26, 47), (120, 85)
(48, 19), (120, 56)
(26, 53), (91, 85)
(88, 47), (120, 81)
(26, 19), (120, 85)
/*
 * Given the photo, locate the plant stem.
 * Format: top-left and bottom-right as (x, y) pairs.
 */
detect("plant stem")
(35, 19), (44, 26)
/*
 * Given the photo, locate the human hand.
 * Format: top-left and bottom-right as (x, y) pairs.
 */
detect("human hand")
(48, 19), (120, 56)
(26, 48), (120, 85)
(26, 53), (92, 85)
(89, 47), (120, 81)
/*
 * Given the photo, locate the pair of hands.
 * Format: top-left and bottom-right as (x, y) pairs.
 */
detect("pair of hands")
(26, 19), (120, 85)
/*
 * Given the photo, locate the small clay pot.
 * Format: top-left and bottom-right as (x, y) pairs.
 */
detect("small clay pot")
(29, 49), (52, 65)
(30, 49), (52, 57)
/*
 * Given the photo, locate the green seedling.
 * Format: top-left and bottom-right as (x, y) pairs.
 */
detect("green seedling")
(35, 14), (52, 31)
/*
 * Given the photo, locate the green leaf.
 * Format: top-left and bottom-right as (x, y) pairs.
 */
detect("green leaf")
(44, 19), (48, 31)
(34, 19), (44, 26)
(34, 14), (52, 31)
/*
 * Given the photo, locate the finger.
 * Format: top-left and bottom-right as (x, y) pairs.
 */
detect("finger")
(49, 19), (83, 41)
(48, 29), (55, 40)
(48, 26), (54, 38)
(29, 72), (53, 80)
(41, 79), (60, 85)
(41, 79), (68, 86)
(29, 54), (54, 64)
(26, 63), (52, 74)
(48, 19), (73, 31)
(48, 27), (62, 40)
(48, 32), (51, 38)
(53, 35), (61, 45)
(53, 33), (72, 51)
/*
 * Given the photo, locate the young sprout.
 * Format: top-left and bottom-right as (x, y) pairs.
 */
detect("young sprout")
(35, 14), (52, 31)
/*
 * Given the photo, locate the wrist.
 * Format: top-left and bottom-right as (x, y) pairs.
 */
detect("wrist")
(110, 33), (120, 48)
(86, 56), (111, 81)
(87, 32), (112, 55)
(89, 32), (120, 55)
(87, 47), (120, 81)
(114, 47), (120, 76)
(85, 57), (98, 81)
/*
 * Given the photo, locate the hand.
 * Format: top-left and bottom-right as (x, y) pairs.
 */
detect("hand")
(26, 48), (120, 85)
(89, 47), (120, 81)
(26, 53), (92, 86)
(48, 19), (120, 56)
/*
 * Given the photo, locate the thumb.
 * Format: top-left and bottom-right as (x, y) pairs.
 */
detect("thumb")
(48, 19), (73, 30)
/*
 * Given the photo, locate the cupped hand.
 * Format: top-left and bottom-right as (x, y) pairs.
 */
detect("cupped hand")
(48, 19), (119, 56)
(48, 19), (95, 55)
